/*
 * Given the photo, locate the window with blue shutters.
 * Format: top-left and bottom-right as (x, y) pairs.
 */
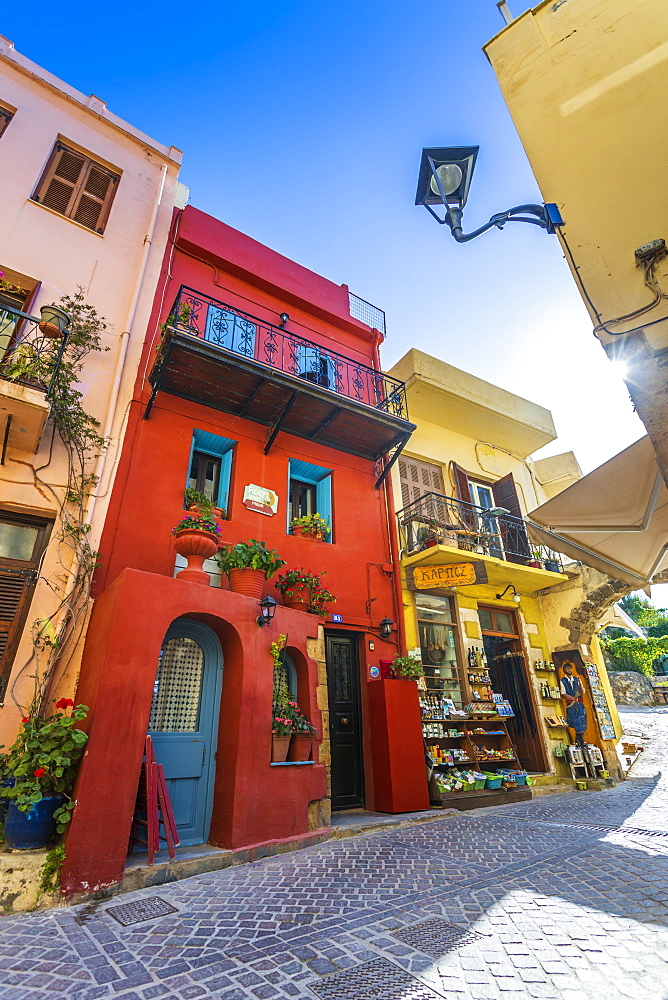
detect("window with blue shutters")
(288, 458), (333, 543)
(187, 430), (236, 513)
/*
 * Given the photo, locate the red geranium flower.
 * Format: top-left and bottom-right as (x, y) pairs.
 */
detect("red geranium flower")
(33, 767), (46, 778)
(55, 698), (74, 710)
(21, 717), (29, 724)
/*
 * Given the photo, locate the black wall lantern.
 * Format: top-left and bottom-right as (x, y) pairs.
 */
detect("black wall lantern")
(257, 595), (277, 627)
(415, 145), (563, 243)
(379, 617), (394, 639)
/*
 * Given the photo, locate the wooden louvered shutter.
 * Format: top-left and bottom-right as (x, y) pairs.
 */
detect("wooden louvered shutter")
(492, 473), (531, 564)
(398, 457), (443, 508)
(33, 142), (119, 233)
(72, 162), (116, 232)
(452, 463), (472, 503)
(0, 567), (35, 700)
(34, 144), (87, 217)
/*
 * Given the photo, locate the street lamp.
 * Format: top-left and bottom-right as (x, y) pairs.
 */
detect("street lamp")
(415, 145), (563, 242)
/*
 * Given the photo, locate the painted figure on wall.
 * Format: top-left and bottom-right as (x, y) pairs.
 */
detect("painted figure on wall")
(559, 659), (588, 746)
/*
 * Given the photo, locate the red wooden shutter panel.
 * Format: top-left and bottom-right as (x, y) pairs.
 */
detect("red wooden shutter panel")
(452, 463), (472, 503)
(492, 473), (531, 564)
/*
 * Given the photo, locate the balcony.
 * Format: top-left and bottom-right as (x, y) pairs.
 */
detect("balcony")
(146, 287), (415, 471)
(397, 491), (567, 594)
(0, 305), (65, 457)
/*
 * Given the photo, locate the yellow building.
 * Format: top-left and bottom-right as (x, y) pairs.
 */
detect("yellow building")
(388, 350), (623, 792)
(484, 0), (668, 485)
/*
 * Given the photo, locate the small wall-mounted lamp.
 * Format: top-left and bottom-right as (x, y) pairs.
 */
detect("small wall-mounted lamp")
(257, 595), (277, 627)
(415, 145), (564, 243)
(496, 584), (521, 604)
(278, 312), (290, 328)
(379, 617), (394, 639)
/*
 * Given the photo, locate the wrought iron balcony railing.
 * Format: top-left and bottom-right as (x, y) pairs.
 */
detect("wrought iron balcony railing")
(397, 491), (563, 570)
(164, 287), (409, 420)
(0, 305), (67, 396)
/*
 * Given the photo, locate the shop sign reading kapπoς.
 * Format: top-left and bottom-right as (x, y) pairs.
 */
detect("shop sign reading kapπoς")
(242, 484), (279, 516)
(412, 562), (479, 589)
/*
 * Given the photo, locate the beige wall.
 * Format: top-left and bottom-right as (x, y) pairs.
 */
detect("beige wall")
(484, 0), (668, 353)
(0, 37), (181, 739)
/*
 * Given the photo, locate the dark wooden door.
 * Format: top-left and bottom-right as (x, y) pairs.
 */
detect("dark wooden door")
(325, 632), (364, 810)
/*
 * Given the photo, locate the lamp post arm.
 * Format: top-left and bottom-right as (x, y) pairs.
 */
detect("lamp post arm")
(445, 203), (561, 242)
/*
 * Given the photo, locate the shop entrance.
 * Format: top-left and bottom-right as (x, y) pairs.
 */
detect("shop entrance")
(479, 607), (547, 773)
(325, 631), (364, 810)
(148, 619), (223, 846)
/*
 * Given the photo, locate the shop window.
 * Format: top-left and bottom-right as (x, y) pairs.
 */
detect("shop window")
(0, 104), (15, 140)
(0, 512), (52, 701)
(478, 607), (517, 635)
(287, 458), (332, 541)
(186, 429), (236, 513)
(416, 594), (463, 710)
(31, 140), (120, 234)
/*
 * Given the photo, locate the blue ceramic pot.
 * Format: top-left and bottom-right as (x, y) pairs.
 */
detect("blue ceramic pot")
(4, 795), (63, 850)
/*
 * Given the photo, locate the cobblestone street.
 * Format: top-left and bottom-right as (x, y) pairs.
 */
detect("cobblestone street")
(2, 707), (668, 1000)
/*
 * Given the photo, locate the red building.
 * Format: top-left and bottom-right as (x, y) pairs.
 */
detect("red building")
(61, 206), (427, 896)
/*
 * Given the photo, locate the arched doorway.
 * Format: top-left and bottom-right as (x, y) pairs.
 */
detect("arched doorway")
(148, 619), (223, 846)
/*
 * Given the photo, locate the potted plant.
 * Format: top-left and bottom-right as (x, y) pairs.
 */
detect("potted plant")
(271, 712), (295, 763)
(285, 699), (317, 762)
(275, 568), (320, 610)
(527, 548), (543, 569)
(216, 539), (285, 599)
(290, 512), (330, 540)
(543, 553), (561, 573)
(0, 700), (88, 850)
(172, 509), (221, 585)
(308, 578), (336, 617)
(388, 655), (424, 680)
(38, 304), (70, 339)
(184, 487), (226, 521)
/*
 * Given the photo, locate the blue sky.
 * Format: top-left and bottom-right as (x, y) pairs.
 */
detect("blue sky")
(4, 3), (656, 600)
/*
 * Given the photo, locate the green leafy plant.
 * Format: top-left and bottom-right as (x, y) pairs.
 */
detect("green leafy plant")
(0, 270), (27, 297)
(290, 512), (330, 538)
(600, 635), (668, 675)
(308, 580), (336, 617)
(216, 539), (285, 578)
(183, 487), (215, 511)
(389, 655), (424, 680)
(39, 844), (66, 896)
(272, 714), (295, 736)
(275, 568), (319, 599)
(172, 513), (221, 535)
(0, 701), (88, 833)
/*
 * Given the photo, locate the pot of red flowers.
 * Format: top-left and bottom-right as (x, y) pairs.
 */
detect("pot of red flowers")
(274, 568), (319, 611)
(271, 712), (295, 763)
(172, 499), (222, 585)
(216, 540), (285, 599)
(285, 700), (318, 762)
(307, 577), (336, 618)
(0, 699), (88, 850)
(290, 512), (330, 541)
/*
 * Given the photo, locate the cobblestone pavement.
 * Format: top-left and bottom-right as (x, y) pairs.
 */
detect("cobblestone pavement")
(1, 707), (668, 1000)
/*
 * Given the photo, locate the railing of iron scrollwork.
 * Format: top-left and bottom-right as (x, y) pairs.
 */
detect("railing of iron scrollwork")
(396, 490), (563, 570)
(0, 305), (66, 396)
(165, 287), (409, 419)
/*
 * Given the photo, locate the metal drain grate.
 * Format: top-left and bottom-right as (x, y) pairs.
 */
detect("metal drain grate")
(310, 958), (443, 999)
(106, 896), (178, 926)
(393, 917), (486, 956)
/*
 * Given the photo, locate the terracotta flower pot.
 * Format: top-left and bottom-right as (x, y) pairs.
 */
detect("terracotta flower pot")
(271, 734), (291, 763)
(228, 568), (266, 598)
(287, 733), (313, 762)
(173, 529), (219, 585)
(283, 584), (312, 611)
(291, 526), (305, 537)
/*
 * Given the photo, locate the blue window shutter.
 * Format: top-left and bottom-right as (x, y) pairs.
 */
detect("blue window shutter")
(315, 476), (332, 542)
(189, 429), (236, 511)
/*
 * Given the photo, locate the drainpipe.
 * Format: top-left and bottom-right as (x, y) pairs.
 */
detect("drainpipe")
(45, 164), (169, 701)
(497, 1), (514, 25)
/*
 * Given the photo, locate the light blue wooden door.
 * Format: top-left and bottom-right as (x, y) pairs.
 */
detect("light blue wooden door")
(148, 621), (222, 846)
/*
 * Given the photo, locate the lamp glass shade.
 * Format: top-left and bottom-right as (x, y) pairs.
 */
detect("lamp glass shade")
(430, 163), (462, 197)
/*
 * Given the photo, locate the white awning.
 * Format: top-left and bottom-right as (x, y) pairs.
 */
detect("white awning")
(527, 437), (668, 587)
(597, 603), (646, 639)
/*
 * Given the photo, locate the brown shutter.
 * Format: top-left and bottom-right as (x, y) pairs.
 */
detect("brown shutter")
(35, 144), (86, 216)
(492, 473), (531, 564)
(0, 567), (35, 700)
(398, 457), (444, 508)
(72, 162), (115, 232)
(452, 463), (472, 503)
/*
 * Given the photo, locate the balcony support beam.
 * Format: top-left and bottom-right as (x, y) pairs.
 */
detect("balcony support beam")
(264, 390), (298, 455)
(238, 376), (268, 416)
(310, 406), (343, 440)
(1, 415), (12, 465)
(144, 341), (174, 420)
(375, 432), (411, 490)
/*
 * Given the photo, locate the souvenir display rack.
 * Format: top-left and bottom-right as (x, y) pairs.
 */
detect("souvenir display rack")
(532, 655), (570, 740)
